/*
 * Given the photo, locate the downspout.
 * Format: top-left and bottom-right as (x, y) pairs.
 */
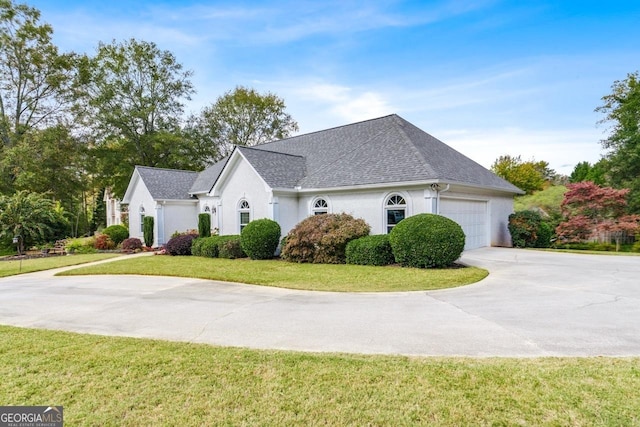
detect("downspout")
(434, 184), (450, 214)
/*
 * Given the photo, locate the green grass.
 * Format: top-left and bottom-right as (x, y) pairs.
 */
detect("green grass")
(0, 254), (120, 277)
(58, 255), (488, 292)
(1, 325), (639, 426)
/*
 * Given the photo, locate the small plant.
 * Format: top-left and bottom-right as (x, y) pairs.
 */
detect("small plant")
(198, 213), (211, 238)
(389, 214), (465, 268)
(346, 235), (395, 266)
(143, 216), (154, 247)
(165, 233), (197, 256)
(241, 219), (281, 260)
(102, 225), (129, 245)
(65, 237), (97, 254)
(218, 236), (246, 259)
(94, 234), (115, 250)
(122, 237), (143, 251)
(282, 213), (370, 264)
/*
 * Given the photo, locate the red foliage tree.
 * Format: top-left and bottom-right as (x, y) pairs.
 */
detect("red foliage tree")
(556, 182), (640, 248)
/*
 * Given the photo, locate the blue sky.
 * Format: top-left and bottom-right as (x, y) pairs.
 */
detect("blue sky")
(28, 0), (640, 174)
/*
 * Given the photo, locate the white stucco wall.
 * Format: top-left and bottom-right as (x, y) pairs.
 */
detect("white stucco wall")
(213, 156), (273, 235)
(274, 193), (299, 237)
(161, 202), (199, 244)
(124, 178), (155, 243)
(488, 195), (515, 247)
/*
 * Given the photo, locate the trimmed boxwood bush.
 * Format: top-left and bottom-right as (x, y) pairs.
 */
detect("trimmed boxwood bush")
(389, 214), (465, 268)
(346, 234), (395, 266)
(102, 224), (129, 245)
(191, 237), (204, 256)
(165, 233), (197, 256)
(508, 210), (552, 248)
(198, 213), (211, 238)
(241, 218), (281, 260)
(281, 213), (370, 264)
(192, 235), (246, 258)
(122, 237), (143, 251)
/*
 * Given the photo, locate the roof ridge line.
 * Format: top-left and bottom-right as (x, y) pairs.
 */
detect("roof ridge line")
(136, 165), (198, 174)
(256, 114), (399, 148)
(237, 145), (305, 159)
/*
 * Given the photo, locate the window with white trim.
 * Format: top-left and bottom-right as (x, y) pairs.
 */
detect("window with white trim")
(139, 205), (145, 233)
(312, 198), (329, 215)
(385, 194), (406, 233)
(238, 200), (250, 232)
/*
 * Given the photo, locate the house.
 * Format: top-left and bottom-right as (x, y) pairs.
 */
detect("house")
(103, 188), (123, 227)
(121, 114), (523, 249)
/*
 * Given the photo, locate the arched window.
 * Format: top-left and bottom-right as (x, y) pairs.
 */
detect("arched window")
(312, 198), (329, 215)
(385, 194), (406, 233)
(238, 200), (250, 232)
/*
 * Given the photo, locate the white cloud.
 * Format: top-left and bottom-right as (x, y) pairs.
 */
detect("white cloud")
(438, 127), (606, 176)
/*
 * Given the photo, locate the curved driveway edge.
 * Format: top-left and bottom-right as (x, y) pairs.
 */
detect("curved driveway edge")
(1, 248), (639, 357)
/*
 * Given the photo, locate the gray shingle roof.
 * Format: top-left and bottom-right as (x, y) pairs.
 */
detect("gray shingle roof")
(249, 114), (522, 193)
(189, 157), (229, 194)
(146, 114), (520, 198)
(237, 146), (306, 189)
(136, 166), (198, 200)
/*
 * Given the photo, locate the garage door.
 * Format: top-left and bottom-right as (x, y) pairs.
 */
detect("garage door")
(440, 199), (488, 250)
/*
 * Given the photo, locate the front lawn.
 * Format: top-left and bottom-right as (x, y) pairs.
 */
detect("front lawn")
(59, 255), (488, 292)
(0, 254), (121, 277)
(1, 326), (638, 426)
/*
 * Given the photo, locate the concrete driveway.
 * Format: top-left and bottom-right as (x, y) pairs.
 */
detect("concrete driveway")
(1, 248), (639, 357)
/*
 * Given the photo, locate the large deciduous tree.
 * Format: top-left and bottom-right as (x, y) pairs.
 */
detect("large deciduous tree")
(186, 86), (299, 159)
(76, 38), (203, 196)
(556, 181), (640, 249)
(596, 72), (640, 212)
(0, 0), (76, 193)
(490, 155), (550, 194)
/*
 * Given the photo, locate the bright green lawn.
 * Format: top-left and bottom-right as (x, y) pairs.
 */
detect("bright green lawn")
(0, 254), (120, 277)
(59, 255), (488, 292)
(1, 325), (639, 426)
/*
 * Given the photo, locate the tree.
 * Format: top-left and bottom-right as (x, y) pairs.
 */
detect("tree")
(75, 38), (204, 195)
(187, 86), (298, 159)
(0, 0), (76, 194)
(569, 160), (606, 185)
(596, 72), (640, 211)
(0, 1), (75, 144)
(490, 155), (549, 194)
(0, 190), (57, 253)
(556, 181), (640, 249)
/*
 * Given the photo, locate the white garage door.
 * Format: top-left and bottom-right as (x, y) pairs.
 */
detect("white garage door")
(440, 199), (488, 250)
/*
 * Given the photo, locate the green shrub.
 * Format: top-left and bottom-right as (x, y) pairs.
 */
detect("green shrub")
(191, 237), (204, 257)
(103, 225), (129, 245)
(198, 213), (211, 238)
(282, 213), (370, 264)
(535, 221), (553, 248)
(240, 219), (281, 260)
(389, 214), (465, 268)
(193, 235), (246, 258)
(508, 210), (553, 248)
(143, 216), (154, 247)
(65, 237), (97, 254)
(346, 235), (395, 266)
(218, 236), (246, 259)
